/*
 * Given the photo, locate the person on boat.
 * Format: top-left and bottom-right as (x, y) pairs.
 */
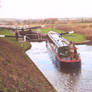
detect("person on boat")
(68, 41), (77, 60)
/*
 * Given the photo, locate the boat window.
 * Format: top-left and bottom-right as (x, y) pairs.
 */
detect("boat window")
(58, 46), (69, 57)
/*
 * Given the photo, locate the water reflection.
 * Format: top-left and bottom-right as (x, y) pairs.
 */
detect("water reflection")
(52, 56), (81, 92)
(62, 69), (80, 92)
(26, 42), (92, 92)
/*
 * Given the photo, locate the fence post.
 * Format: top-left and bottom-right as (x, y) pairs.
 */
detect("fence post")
(24, 35), (26, 42)
(15, 31), (19, 41)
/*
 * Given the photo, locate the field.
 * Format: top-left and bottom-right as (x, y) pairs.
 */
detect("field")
(0, 29), (31, 50)
(34, 22), (92, 42)
(0, 29), (56, 92)
(0, 18), (92, 41)
(54, 23), (92, 40)
(0, 29), (14, 35)
(35, 28), (85, 43)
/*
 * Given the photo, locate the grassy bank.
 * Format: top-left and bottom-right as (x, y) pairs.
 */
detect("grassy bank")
(0, 30), (56, 92)
(0, 29), (14, 35)
(35, 28), (85, 43)
(34, 28), (64, 34)
(0, 29), (31, 51)
(52, 23), (92, 40)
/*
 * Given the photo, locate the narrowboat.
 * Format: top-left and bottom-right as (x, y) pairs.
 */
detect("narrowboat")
(47, 31), (81, 63)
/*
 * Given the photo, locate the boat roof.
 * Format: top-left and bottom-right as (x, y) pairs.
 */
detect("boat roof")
(48, 31), (70, 47)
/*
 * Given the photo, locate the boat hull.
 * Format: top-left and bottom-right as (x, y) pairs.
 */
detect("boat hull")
(46, 40), (81, 63)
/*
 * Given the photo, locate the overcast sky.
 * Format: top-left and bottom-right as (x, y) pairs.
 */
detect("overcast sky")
(0, 0), (92, 19)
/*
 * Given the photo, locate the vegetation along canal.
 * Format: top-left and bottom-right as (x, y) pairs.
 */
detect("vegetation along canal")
(26, 41), (92, 92)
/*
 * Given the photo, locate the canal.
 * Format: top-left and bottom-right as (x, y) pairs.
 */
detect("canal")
(26, 41), (92, 92)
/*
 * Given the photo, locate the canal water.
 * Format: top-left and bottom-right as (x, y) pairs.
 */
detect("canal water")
(26, 41), (92, 92)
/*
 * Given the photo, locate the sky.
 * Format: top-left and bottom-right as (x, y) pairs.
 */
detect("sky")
(0, 0), (92, 19)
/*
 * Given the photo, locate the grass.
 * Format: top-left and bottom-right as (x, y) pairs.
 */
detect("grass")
(55, 23), (92, 40)
(34, 28), (85, 43)
(0, 29), (14, 35)
(3, 37), (31, 51)
(63, 33), (85, 42)
(0, 76), (16, 92)
(0, 27), (85, 43)
(0, 29), (56, 92)
(0, 88), (16, 92)
(34, 28), (64, 34)
(0, 29), (31, 51)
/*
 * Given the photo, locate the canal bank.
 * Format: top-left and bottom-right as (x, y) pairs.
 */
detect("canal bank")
(0, 39), (56, 92)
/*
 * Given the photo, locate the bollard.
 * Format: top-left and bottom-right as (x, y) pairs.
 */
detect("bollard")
(24, 35), (26, 42)
(0, 35), (5, 37)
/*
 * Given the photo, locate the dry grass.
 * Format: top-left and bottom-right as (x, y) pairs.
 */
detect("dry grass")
(0, 39), (56, 92)
(54, 23), (92, 40)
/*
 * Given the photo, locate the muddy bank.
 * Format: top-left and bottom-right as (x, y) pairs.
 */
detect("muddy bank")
(0, 39), (56, 92)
